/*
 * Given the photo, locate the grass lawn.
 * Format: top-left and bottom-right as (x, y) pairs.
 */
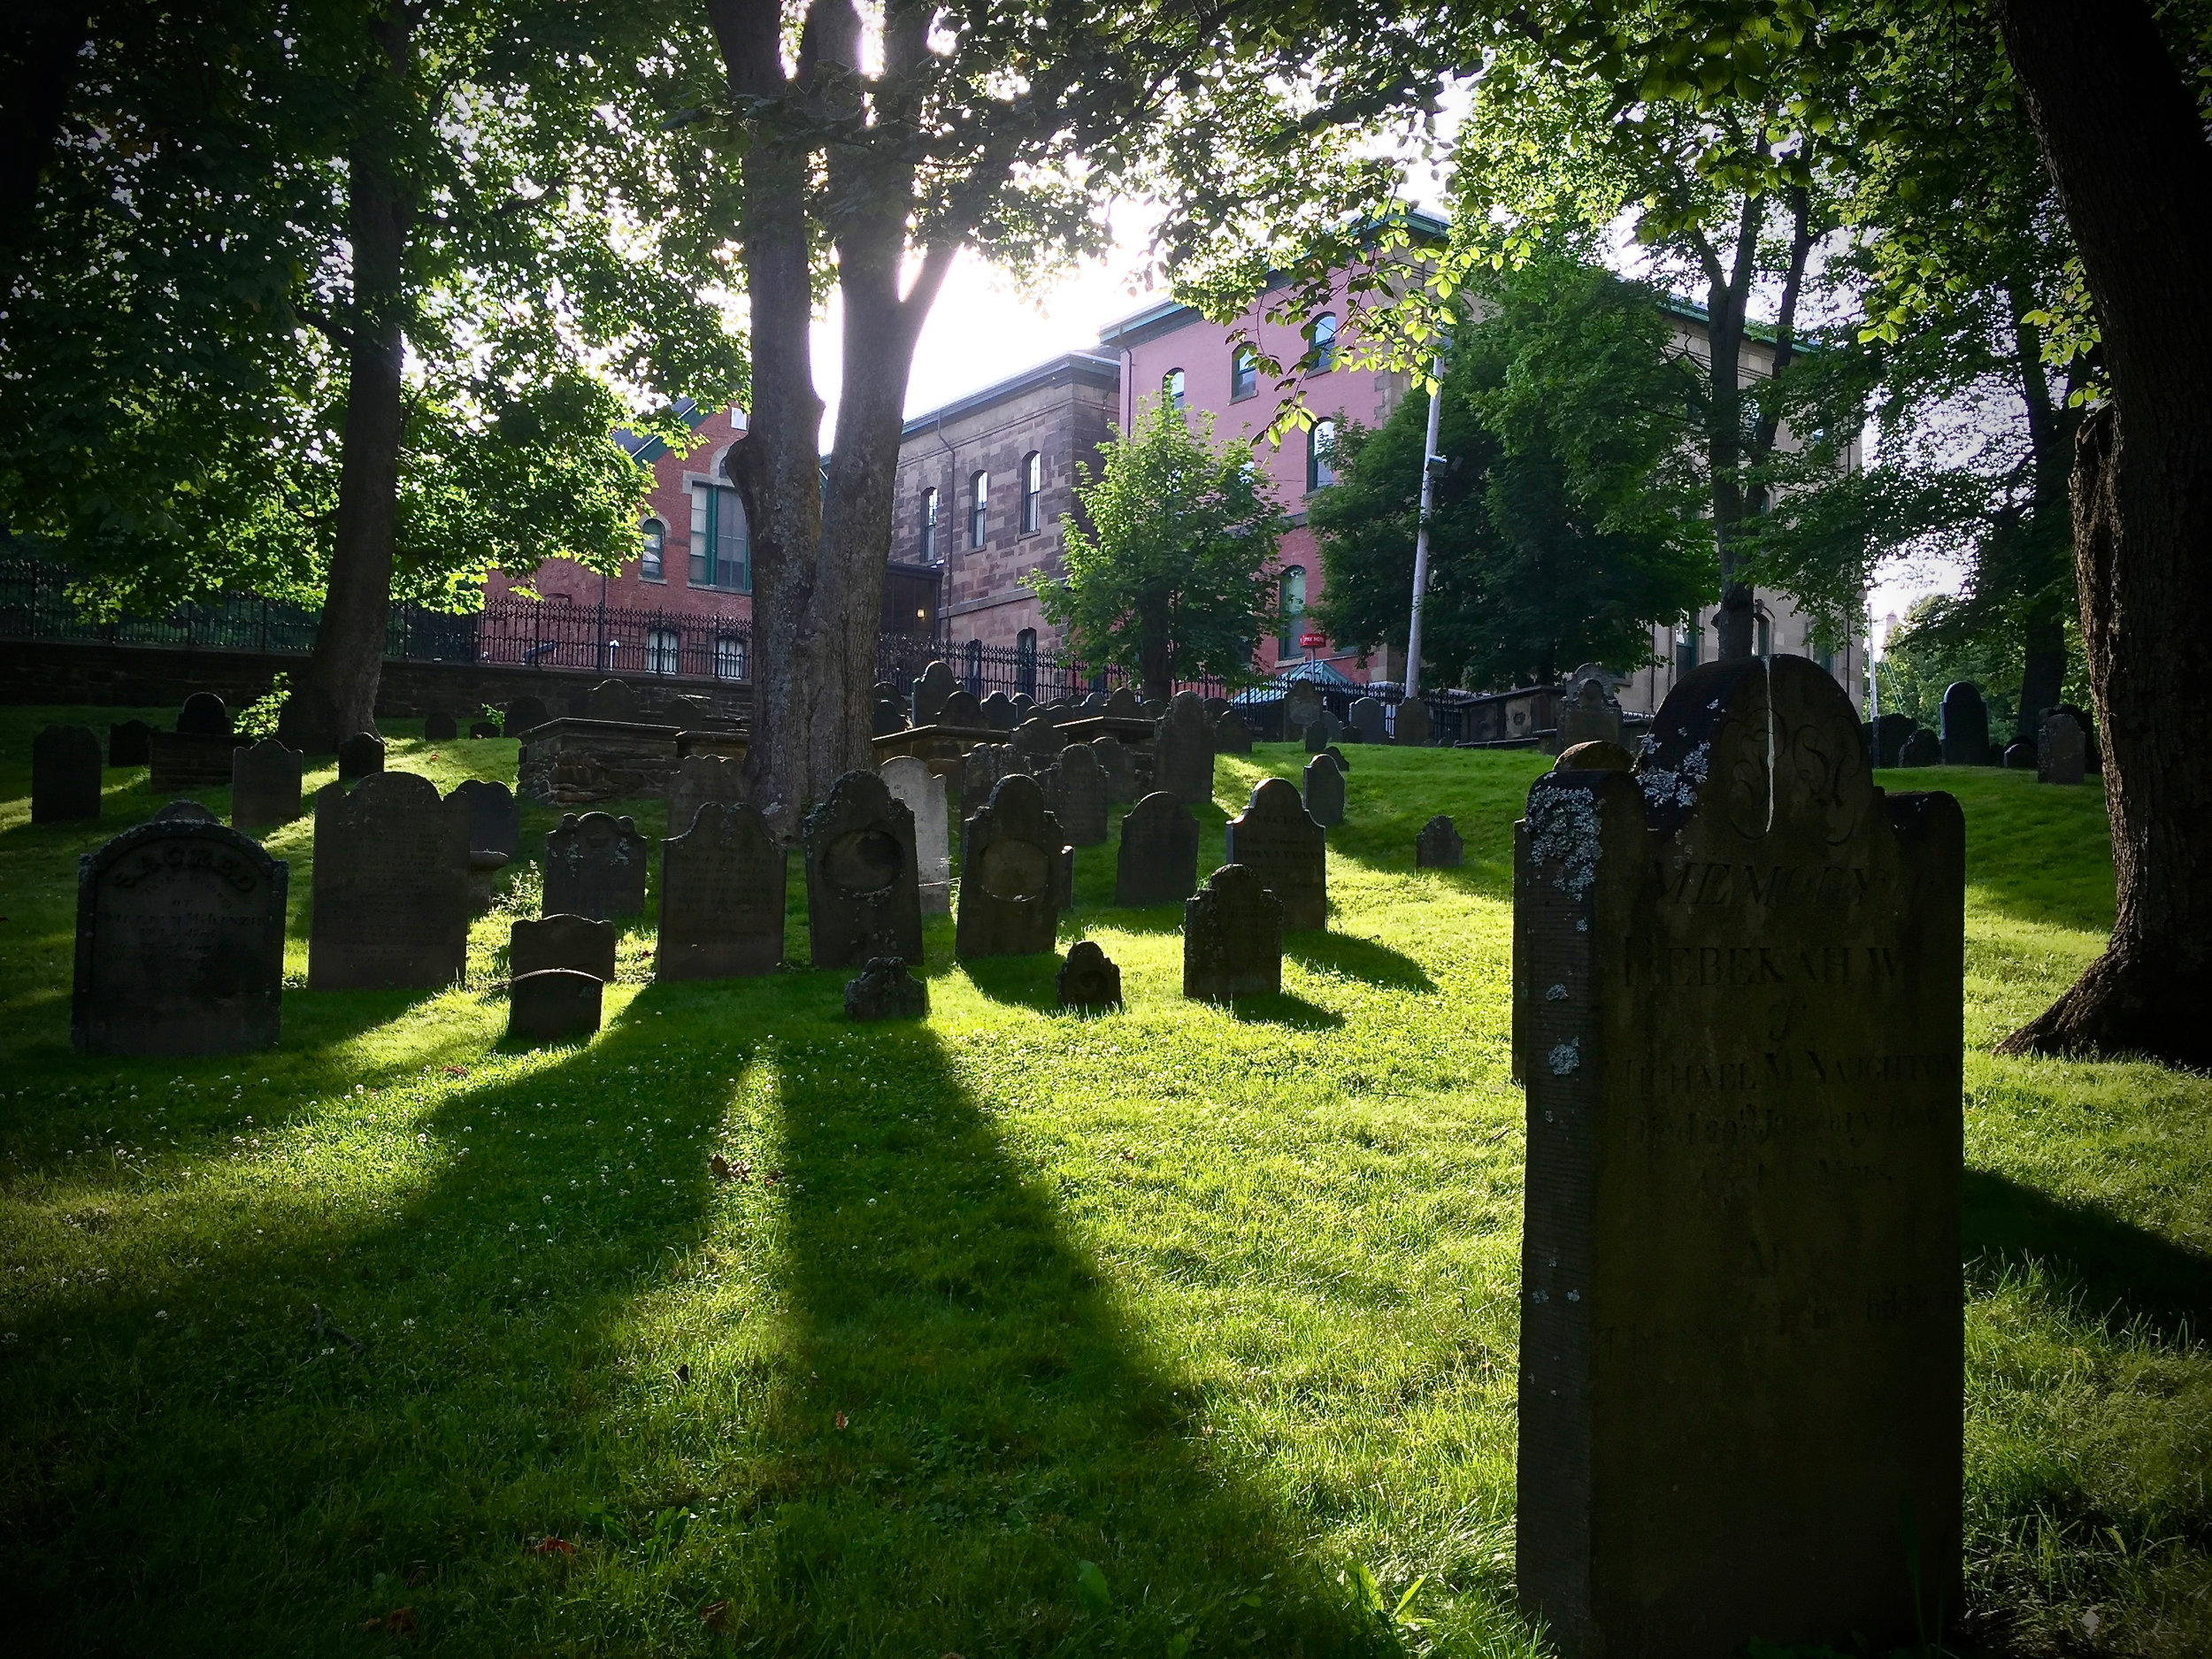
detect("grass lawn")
(0, 703), (2206, 1656)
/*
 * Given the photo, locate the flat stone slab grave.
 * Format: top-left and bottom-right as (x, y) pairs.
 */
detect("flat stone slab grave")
(308, 772), (471, 991)
(657, 802), (787, 980)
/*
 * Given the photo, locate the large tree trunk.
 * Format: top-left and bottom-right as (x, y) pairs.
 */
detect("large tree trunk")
(0, 0), (93, 296)
(1994, 0), (2212, 1066)
(308, 12), (413, 735)
(2008, 294), (2073, 741)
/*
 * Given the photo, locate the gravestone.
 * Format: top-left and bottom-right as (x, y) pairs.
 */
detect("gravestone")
(1325, 743), (1350, 772)
(1011, 693), (1035, 718)
(981, 691), (1018, 730)
(1899, 727), (1939, 767)
(1870, 710), (1914, 767)
(307, 772), (470, 990)
(846, 956), (928, 1020)
(804, 770), (924, 971)
(1416, 814), (1463, 868)
(151, 799), (216, 822)
(450, 779), (521, 856)
(148, 729), (236, 792)
(1054, 841), (1077, 914)
(177, 693), (231, 736)
(940, 688), (985, 729)
(1204, 695), (1231, 719)
(565, 690), (592, 718)
(230, 739), (303, 829)
(467, 849), (511, 913)
(2002, 740), (2035, 770)
(32, 725), (102, 823)
(506, 695), (551, 735)
(1214, 708), (1254, 755)
(543, 811), (650, 919)
(872, 695), (907, 737)
(1303, 751), (1346, 829)
(2038, 709), (2085, 785)
(2056, 701), (2101, 772)
(666, 753), (746, 839)
(1394, 698), (1432, 747)
(511, 913), (617, 981)
(1557, 741), (1635, 772)
(423, 710), (457, 741)
(337, 732), (385, 782)
(508, 969), (601, 1044)
(469, 720), (500, 739)
(276, 687), (341, 754)
(912, 660), (957, 726)
(1056, 940), (1123, 1010)
(588, 679), (641, 722)
(73, 818), (288, 1056)
(1224, 777), (1326, 931)
(1116, 790), (1199, 908)
(1091, 735), (1137, 804)
(1348, 696), (1388, 744)
(1555, 667), (1625, 752)
(1302, 710), (1342, 752)
(961, 742), (1018, 814)
(1512, 653), (1962, 1658)
(879, 755), (950, 917)
(1282, 681), (1324, 738)
(957, 772), (1064, 958)
(1939, 681), (1991, 766)
(1048, 744), (1110, 846)
(1011, 712), (1064, 773)
(1153, 690), (1217, 807)
(657, 801), (787, 980)
(108, 719), (153, 767)
(1182, 863), (1282, 1001)
(1104, 687), (1142, 719)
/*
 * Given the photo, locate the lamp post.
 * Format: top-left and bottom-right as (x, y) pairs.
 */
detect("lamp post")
(1404, 354), (1446, 702)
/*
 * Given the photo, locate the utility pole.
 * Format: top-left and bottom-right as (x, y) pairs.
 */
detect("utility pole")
(1404, 355), (1446, 701)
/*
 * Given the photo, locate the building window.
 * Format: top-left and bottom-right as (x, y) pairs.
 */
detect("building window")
(647, 626), (680, 676)
(1016, 628), (1037, 699)
(964, 637), (984, 698)
(1230, 345), (1257, 402)
(1310, 312), (1339, 373)
(640, 518), (666, 581)
(1755, 612), (1772, 659)
(714, 634), (746, 680)
(1675, 619), (1701, 677)
(1020, 451), (1042, 534)
(969, 471), (988, 549)
(1164, 367), (1186, 411)
(1307, 419), (1338, 493)
(688, 481), (750, 591)
(919, 488), (938, 563)
(1278, 565), (1308, 660)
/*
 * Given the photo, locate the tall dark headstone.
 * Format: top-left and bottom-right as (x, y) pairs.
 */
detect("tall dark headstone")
(32, 725), (102, 823)
(1512, 654), (1962, 1658)
(666, 753), (745, 839)
(961, 742), (1017, 815)
(337, 732), (385, 782)
(1153, 690), (1217, 806)
(73, 818), (287, 1055)
(1348, 696), (1388, 744)
(543, 811), (650, 919)
(911, 660), (956, 726)
(511, 913), (618, 981)
(1302, 751), (1346, 829)
(308, 772), (470, 990)
(2038, 709), (2085, 785)
(804, 770), (924, 971)
(422, 710), (457, 741)
(1870, 711), (1913, 767)
(1115, 790), (1199, 908)
(449, 779), (521, 857)
(1056, 940), (1123, 1010)
(588, 679), (641, 722)
(1224, 777), (1326, 931)
(657, 801), (787, 980)
(1048, 744), (1109, 846)
(1416, 814), (1463, 868)
(1214, 708), (1254, 755)
(1394, 697), (1432, 747)
(506, 695), (551, 736)
(230, 740), (303, 829)
(1938, 681), (1991, 766)
(957, 772), (1064, 958)
(1899, 727), (1939, 767)
(1182, 864), (1282, 1001)
(108, 720), (153, 767)
(176, 693), (231, 736)
(1091, 735), (1137, 804)
(509, 969), (601, 1043)
(275, 687), (341, 755)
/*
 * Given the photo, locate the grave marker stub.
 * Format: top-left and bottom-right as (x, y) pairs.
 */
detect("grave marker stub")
(1091, 735), (1137, 804)
(1115, 790), (1199, 907)
(337, 732), (385, 782)
(588, 679), (641, 722)
(109, 719), (154, 767)
(804, 770), (924, 970)
(73, 818), (288, 1055)
(846, 956), (928, 1020)
(1512, 654), (1962, 1658)
(1394, 697), (1432, 747)
(1153, 690), (1217, 806)
(879, 755), (950, 917)
(1348, 696), (1388, 744)
(657, 802), (787, 979)
(542, 811), (650, 919)
(509, 969), (601, 1043)
(1939, 681), (1991, 765)
(666, 753), (746, 839)
(1899, 727), (1939, 767)
(450, 779), (521, 856)
(511, 914), (617, 981)
(1056, 940), (1123, 1010)
(956, 772), (1064, 958)
(1213, 708), (1254, 755)
(1416, 814), (1463, 868)
(1224, 777), (1326, 931)
(469, 721), (500, 739)
(308, 772), (470, 990)
(912, 661), (956, 726)
(231, 739), (303, 829)
(2038, 709), (2085, 785)
(33, 725), (102, 823)
(177, 693), (231, 736)
(1182, 864), (1282, 1001)
(1048, 744), (1109, 846)
(1302, 752), (1346, 829)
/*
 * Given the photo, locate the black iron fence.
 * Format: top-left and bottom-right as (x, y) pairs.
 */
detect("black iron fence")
(876, 631), (1230, 704)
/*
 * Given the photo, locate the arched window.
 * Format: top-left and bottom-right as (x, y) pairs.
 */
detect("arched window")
(1016, 627), (1038, 699)
(639, 518), (666, 581)
(1307, 419), (1338, 493)
(1230, 345), (1257, 402)
(919, 488), (938, 563)
(1020, 451), (1042, 534)
(688, 480), (749, 591)
(1164, 367), (1186, 411)
(964, 637), (984, 697)
(969, 471), (988, 549)
(1310, 312), (1339, 373)
(714, 634), (746, 680)
(647, 626), (680, 676)
(1278, 565), (1309, 659)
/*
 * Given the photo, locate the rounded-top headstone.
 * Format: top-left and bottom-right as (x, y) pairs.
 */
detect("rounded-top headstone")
(846, 956), (928, 1021)
(543, 810), (651, 919)
(1214, 708), (1255, 754)
(1938, 681), (1991, 766)
(337, 732), (386, 782)
(1104, 687), (1142, 720)
(911, 661), (957, 726)
(588, 679), (641, 722)
(506, 695), (551, 736)
(1899, 728), (1939, 768)
(1302, 751), (1346, 830)
(509, 968), (602, 1045)
(880, 754), (951, 915)
(1116, 790), (1201, 908)
(1048, 743), (1109, 847)
(1182, 863), (1283, 1002)
(1348, 696), (1388, 744)
(33, 725), (103, 823)
(2001, 740), (2035, 770)
(940, 688), (985, 729)
(423, 710), (458, 741)
(176, 693), (231, 736)
(151, 798), (217, 822)
(1394, 698), (1433, 747)
(657, 800), (787, 980)
(1153, 690), (1217, 807)
(450, 778), (521, 856)
(1555, 740), (1636, 772)
(1224, 776), (1326, 932)
(231, 739), (303, 830)
(1056, 940), (1124, 1010)
(511, 914), (618, 982)
(956, 772), (1064, 959)
(804, 770), (924, 971)
(108, 719), (154, 767)
(1415, 814), (1463, 869)
(980, 691), (1018, 731)
(308, 771), (471, 991)
(1282, 682), (1324, 734)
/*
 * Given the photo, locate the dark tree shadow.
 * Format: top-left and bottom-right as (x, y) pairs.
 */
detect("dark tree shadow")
(1963, 1168), (2212, 1346)
(1225, 990), (1345, 1030)
(1285, 931), (1437, 992)
(955, 950), (1064, 1013)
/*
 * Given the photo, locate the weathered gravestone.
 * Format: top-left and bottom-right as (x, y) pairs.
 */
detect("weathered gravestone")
(1303, 751), (1346, 829)
(1302, 709), (1342, 752)
(911, 660), (956, 726)
(1939, 681), (1991, 765)
(276, 687), (342, 755)
(1204, 695), (1231, 719)
(2038, 709), (2085, 785)
(1555, 666), (1625, 753)
(657, 802), (786, 980)
(1056, 940), (1123, 1010)
(1116, 790), (1199, 908)
(1091, 735), (1137, 804)
(1010, 692), (1035, 718)
(872, 695), (907, 737)
(1869, 710), (1914, 767)
(337, 732), (385, 782)
(308, 772), (470, 990)
(73, 818), (288, 1056)
(505, 695), (551, 735)
(543, 811), (650, 919)
(1214, 708), (1254, 755)
(1325, 742), (1350, 773)
(980, 691), (1018, 731)
(1557, 741), (1635, 772)
(804, 770), (924, 971)
(1154, 691), (1217, 806)
(1103, 687), (1142, 719)
(1899, 727), (1939, 767)
(509, 970), (601, 1044)
(1282, 681), (1324, 740)
(148, 727), (235, 792)
(231, 740), (303, 829)
(33, 725), (102, 823)
(177, 693), (230, 736)
(957, 772), (1064, 958)
(2056, 701), (2101, 771)
(511, 913), (618, 981)
(1225, 777), (1326, 931)
(1511, 653), (1962, 1659)
(961, 742), (1018, 817)
(1011, 712), (1064, 773)
(1048, 744), (1109, 846)
(1394, 697), (1432, 747)
(846, 956), (928, 1020)
(935, 688), (983, 730)
(450, 778), (521, 856)
(879, 756), (950, 917)
(1182, 864), (1282, 1001)
(1416, 814), (1463, 869)
(588, 679), (641, 722)
(466, 718), (496, 739)
(423, 710), (457, 741)
(109, 720), (153, 767)
(151, 799), (216, 822)
(1348, 696), (1388, 744)
(666, 753), (745, 838)
(2001, 740), (2035, 770)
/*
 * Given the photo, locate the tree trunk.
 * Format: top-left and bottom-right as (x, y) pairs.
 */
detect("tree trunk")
(307, 12), (413, 735)
(2008, 293), (2072, 742)
(1994, 0), (2212, 1066)
(1700, 195), (1764, 661)
(0, 0), (93, 297)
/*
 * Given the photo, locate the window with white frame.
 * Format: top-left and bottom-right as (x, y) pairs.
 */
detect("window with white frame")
(640, 518), (666, 580)
(688, 480), (749, 590)
(1164, 367), (1186, 411)
(714, 634), (746, 680)
(1231, 344), (1257, 401)
(647, 627), (680, 676)
(1310, 312), (1339, 373)
(1020, 451), (1042, 534)
(1278, 565), (1309, 659)
(1307, 419), (1338, 492)
(919, 488), (938, 562)
(969, 471), (988, 549)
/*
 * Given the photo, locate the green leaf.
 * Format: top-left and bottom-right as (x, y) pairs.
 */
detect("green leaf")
(1075, 1559), (1112, 1613)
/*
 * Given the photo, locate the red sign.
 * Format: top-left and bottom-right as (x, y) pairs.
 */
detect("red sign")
(1298, 630), (1328, 650)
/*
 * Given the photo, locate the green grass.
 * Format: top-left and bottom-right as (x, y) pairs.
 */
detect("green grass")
(0, 707), (2205, 1656)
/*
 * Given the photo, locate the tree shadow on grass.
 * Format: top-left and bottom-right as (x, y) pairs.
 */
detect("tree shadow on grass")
(1963, 1168), (2212, 1345)
(1286, 930), (1436, 992)
(955, 950), (1064, 1013)
(1225, 988), (1345, 1030)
